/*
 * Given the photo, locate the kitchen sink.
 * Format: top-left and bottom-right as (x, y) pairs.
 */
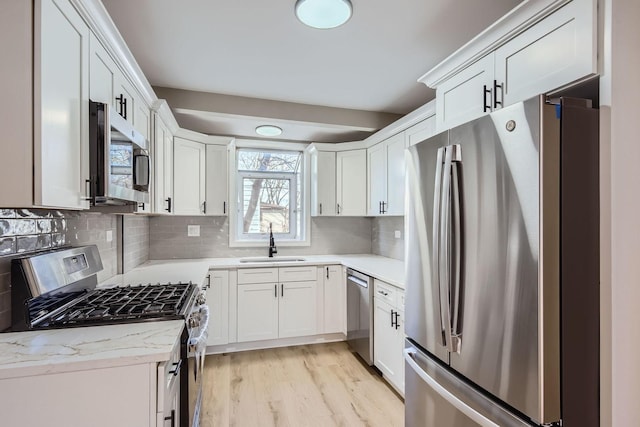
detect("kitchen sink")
(239, 257), (307, 263)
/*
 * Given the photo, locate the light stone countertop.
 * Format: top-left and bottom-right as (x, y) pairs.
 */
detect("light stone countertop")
(0, 320), (184, 380)
(0, 254), (403, 379)
(204, 254), (405, 289)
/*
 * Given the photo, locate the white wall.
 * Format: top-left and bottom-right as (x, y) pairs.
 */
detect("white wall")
(600, 0), (640, 425)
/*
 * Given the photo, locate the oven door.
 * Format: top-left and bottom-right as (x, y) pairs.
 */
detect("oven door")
(187, 305), (209, 427)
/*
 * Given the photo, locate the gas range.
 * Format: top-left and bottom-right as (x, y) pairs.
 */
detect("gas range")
(8, 245), (209, 427)
(10, 246), (201, 332)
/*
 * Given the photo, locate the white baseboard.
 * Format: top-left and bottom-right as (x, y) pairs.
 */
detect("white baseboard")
(206, 333), (346, 355)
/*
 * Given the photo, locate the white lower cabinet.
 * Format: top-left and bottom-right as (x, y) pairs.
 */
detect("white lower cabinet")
(206, 270), (229, 346)
(1, 363), (156, 426)
(279, 281), (317, 338)
(373, 279), (405, 395)
(236, 267), (317, 343)
(237, 282), (280, 342)
(322, 265), (346, 334)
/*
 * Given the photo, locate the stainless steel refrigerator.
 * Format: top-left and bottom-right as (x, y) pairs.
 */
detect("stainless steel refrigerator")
(404, 95), (599, 427)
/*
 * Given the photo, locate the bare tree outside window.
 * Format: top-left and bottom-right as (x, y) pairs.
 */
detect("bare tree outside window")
(237, 150), (302, 239)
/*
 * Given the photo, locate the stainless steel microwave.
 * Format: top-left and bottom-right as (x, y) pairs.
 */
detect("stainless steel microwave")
(89, 101), (150, 205)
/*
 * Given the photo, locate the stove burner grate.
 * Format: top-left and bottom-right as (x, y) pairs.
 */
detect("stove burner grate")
(44, 282), (196, 327)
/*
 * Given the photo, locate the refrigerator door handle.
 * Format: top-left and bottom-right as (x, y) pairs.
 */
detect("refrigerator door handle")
(404, 347), (499, 427)
(439, 145), (454, 352)
(431, 147), (448, 348)
(450, 145), (463, 353)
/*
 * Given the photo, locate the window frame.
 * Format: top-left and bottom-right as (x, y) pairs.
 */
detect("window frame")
(236, 170), (298, 241)
(228, 140), (310, 248)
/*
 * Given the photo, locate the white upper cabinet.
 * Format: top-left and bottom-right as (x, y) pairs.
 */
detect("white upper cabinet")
(425, 0), (597, 132)
(405, 115), (437, 147)
(153, 114), (174, 214)
(336, 150), (367, 216)
(367, 132), (406, 216)
(493, 0), (597, 107)
(173, 137), (206, 215)
(435, 54), (495, 131)
(35, 0), (90, 209)
(205, 143), (229, 216)
(310, 150), (337, 216)
(134, 95), (151, 143)
(367, 143), (386, 216)
(89, 32), (117, 107)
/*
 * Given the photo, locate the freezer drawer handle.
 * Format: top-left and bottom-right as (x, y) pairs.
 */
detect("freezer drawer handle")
(404, 348), (499, 427)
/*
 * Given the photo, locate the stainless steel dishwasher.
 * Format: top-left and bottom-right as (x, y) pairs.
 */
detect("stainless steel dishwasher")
(346, 268), (374, 365)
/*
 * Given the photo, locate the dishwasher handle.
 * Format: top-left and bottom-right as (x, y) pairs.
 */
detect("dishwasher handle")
(347, 275), (369, 288)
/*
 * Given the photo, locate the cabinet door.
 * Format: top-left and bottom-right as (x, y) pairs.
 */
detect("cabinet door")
(114, 73), (136, 126)
(312, 151), (337, 216)
(205, 144), (228, 216)
(494, 0), (597, 107)
(35, 0), (90, 209)
(173, 137), (205, 215)
(394, 309), (405, 395)
(405, 115), (437, 147)
(336, 150), (367, 216)
(237, 283), (279, 342)
(153, 116), (168, 213)
(435, 54), (494, 132)
(279, 281), (317, 338)
(88, 32), (117, 107)
(367, 143), (386, 216)
(323, 265), (345, 334)
(134, 96), (151, 142)
(206, 270), (229, 346)
(374, 298), (399, 381)
(385, 133), (406, 216)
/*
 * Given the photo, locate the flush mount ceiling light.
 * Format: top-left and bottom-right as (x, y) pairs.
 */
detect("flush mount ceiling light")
(255, 125), (283, 137)
(295, 0), (352, 29)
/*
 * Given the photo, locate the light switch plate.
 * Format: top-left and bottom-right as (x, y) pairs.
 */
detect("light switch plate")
(106, 230), (113, 242)
(394, 230), (401, 239)
(187, 225), (200, 237)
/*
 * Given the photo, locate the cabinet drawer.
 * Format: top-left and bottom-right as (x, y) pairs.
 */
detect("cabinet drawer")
(278, 266), (317, 282)
(374, 279), (397, 306)
(237, 268), (278, 284)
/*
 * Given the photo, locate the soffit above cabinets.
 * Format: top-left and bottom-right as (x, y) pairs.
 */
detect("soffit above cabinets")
(101, 0), (523, 142)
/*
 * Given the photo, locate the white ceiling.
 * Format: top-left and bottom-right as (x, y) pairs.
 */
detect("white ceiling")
(102, 0), (522, 141)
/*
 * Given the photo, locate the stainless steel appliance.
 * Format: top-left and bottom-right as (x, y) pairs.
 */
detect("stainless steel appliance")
(346, 268), (373, 365)
(404, 96), (599, 427)
(9, 245), (209, 427)
(89, 101), (150, 205)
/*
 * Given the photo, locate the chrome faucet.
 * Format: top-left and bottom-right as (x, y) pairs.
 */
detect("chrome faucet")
(268, 223), (277, 257)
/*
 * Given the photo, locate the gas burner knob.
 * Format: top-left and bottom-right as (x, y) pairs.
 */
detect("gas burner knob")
(196, 293), (206, 305)
(188, 317), (198, 328)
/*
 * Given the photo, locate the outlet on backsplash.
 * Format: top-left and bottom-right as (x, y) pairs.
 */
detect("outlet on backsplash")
(395, 230), (401, 239)
(187, 225), (200, 237)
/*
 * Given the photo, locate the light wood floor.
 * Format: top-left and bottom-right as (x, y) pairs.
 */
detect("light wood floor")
(200, 341), (404, 427)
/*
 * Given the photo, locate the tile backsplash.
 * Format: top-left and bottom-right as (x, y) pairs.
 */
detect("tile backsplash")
(0, 209), (120, 331)
(372, 216), (405, 261)
(149, 216), (373, 259)
(0, 209), (68, 256)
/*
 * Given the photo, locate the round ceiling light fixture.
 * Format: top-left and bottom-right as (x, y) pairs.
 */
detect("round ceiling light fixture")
(255, 125), (283, 137)
(295, 0), (352, 29)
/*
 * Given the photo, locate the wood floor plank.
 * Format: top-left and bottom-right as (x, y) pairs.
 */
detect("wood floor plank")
(201, 342), (404, 427)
